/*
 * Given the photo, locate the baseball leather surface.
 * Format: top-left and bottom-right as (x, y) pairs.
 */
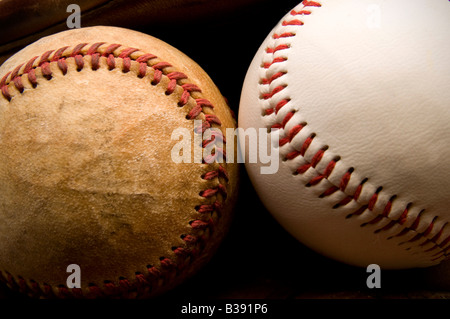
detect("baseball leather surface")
(0, 0), (264, 65)
(239, 0), (450, 269)
(0, 26), (238, 298)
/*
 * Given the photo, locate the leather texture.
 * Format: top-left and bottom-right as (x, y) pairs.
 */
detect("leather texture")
(0, 26), (239, 298)
(238, 0), (450, 269)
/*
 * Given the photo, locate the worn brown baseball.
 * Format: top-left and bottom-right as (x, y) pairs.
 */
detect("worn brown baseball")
(0, 26), (238, 298)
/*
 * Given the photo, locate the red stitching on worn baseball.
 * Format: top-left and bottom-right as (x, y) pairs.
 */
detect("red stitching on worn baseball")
(0, 42), (230, 298)
(259, 0), (450, 263)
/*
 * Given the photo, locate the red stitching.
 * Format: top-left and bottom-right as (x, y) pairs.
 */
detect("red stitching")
(39, 50), (53, 65)
(105, 54), (114, 70)
(91, 53), (100, 70)
(291, 9), (313, 15)
(118, 47), (139, 58)
(71, 43), (88, 56)
(273, 32), (296, 39)
(261, 71), (286, 85)
(103, 44), (121, 56)
(181, 234), (198, 244)
(57, 58), (68, 75)
(122, 57), (131, 73)
(13, 76), (24, 93)
(190, 220), (210, 230)
(282, 19), (304, 26)
(263, 57), (287, 69)
(301, 0), (321, 7)
(0, 42), (230, 298)
(41, 62), (52, 79)
(266, 44), (290, 54)
(205, 114), (222, 125)
(24, 56), (38, 73)
(52, 46), (69, 61)
(259, 0), (449, 264)
(261, 85), (286, 100)
(86, 42), (104, 55)
(136, 53), (157, 63)
(103, 281), (118, 296)
(10, 64), (23, 79)
(74, 55), (84, 70)
(88, 284), (102, 298)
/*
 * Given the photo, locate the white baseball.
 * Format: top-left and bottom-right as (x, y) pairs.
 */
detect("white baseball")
(239, 0), (450, 269)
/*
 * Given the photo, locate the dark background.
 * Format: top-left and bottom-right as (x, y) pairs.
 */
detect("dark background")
(0, 0), (449, 302)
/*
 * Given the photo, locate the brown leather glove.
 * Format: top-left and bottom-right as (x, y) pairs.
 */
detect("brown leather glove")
(0, 0), (262, 64)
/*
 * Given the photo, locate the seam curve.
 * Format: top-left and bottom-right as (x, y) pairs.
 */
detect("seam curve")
(259, 0), (450, 265)
(0, 42), (230, 298)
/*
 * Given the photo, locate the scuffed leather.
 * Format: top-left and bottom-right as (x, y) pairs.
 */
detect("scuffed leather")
(0, 26), (239, 297)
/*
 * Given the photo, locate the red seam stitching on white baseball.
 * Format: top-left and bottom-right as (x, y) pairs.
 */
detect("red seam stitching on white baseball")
(0, 42), (230, 298)
(259, 0), (449, 263)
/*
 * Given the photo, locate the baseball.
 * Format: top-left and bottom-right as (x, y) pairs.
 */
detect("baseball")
(0, 26), (238, 298)
(239, 0), (450, 269)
